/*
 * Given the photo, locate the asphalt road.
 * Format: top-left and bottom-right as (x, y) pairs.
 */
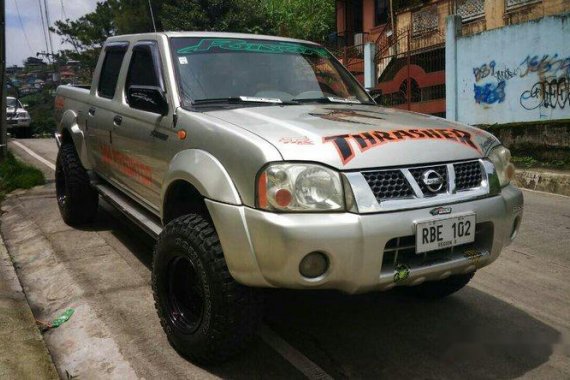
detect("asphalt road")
(5, 138), (570, 379)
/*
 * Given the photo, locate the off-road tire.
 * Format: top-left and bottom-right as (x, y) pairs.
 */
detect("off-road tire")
(403, 272), (475, 299)
(152, 214), (263, 364)
(55, 143), (99, 226)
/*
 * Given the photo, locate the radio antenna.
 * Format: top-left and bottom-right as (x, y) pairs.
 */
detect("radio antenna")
(148, 0), (157, 33)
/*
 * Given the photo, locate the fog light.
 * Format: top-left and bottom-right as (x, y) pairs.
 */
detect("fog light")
(299, 252), (329, 279)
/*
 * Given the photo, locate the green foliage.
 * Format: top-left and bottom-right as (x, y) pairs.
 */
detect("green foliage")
(0, 153), (46, 200)
(160, 0), (272, 34)
(21, 88), (56, 136)
(49, 0), (337, 73)
(265, 0), (335, 42)
(50, 1), (116, 76)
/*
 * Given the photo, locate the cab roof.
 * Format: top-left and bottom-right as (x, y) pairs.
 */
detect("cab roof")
(105, 32), (320, 46)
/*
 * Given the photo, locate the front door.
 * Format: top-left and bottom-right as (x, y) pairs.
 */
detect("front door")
(110, 41), (174, 213)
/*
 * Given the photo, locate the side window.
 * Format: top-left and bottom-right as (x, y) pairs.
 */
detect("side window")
(126, 46), (159, 90)
(98, 48), (127, 99)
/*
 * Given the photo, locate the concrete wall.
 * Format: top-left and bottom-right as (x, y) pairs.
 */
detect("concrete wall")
(448, 13), (570, 124)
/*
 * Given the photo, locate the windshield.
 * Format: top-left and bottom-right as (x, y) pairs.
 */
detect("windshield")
(170, 37), (373, 106)
(7, 98), (19, 108)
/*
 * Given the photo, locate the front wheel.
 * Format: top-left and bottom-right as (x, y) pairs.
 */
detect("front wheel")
(401, 272), (475, 299)
(152, 214), (263, 364)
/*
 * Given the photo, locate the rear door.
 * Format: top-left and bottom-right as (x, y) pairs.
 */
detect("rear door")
(110, 40), (175, 212)
(85, 42), (129, 180)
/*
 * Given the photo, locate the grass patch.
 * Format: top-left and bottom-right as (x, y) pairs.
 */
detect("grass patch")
(0, 153), (46, 200)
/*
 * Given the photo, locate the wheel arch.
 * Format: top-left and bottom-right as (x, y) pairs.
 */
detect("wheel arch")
(161, 149), (242, 222)
(58, 109), (92, 169)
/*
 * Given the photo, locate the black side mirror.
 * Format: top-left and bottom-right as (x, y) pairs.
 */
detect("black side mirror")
(127, 85), (168, 115)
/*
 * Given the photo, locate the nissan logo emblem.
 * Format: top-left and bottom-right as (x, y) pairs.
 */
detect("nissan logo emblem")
(421, 170), (444, 192)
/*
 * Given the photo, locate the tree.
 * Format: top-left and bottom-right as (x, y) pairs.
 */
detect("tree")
(50, 1), (116, 79)
(159, 0), (272, 34)
(265, 0), (336, 43)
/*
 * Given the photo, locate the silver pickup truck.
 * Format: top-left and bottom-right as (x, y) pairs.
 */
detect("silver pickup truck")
(54, 32), (523, 363)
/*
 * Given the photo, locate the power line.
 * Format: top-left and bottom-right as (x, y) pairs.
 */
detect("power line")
(42, 0), (55, 59)
(60, 0), (68, 20)
(37, 0), (50, 60)
(12, 0), (34, 54)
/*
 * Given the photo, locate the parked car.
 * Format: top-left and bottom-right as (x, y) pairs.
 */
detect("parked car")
(6, 97), (32, 138)
(54, 32), (523, 364)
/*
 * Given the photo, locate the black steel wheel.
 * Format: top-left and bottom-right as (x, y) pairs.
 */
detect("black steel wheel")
(152, 214), (263, 364)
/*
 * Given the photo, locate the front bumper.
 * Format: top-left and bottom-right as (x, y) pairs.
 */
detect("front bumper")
(207, 185), (523, 293)
(7, 118), (31, 128)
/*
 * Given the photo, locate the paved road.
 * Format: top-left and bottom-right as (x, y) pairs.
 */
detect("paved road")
(5, 138), (570, 379)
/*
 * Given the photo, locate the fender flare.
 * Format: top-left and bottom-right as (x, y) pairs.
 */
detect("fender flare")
(161, 149), (242, 217)
(58, 110), (93, 170)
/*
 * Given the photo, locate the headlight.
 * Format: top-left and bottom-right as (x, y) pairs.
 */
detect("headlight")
(17, 112), (28, 118)
(257, 163), (345, 211)
(488, 145), (515, 187)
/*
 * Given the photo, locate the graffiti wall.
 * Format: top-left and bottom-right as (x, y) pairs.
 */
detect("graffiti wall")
(453, 14), (570, 124)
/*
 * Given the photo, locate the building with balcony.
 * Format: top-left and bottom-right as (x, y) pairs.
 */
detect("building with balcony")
(334, 0), (570, 117)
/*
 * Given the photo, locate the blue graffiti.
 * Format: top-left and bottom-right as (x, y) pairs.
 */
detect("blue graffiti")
(474, 80), (506, 105)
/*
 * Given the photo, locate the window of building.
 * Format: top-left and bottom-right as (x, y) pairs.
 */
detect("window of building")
(375, 0), (389, 26)
(98, 47), (127, 99)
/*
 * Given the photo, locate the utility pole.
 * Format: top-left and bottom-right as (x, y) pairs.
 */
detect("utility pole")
(1, 0), (8, 161)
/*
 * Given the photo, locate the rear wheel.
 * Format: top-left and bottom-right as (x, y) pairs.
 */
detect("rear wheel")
(55, 143), (99, 226)
(152, 214), (262, 364)
(402, 272), (475, 299)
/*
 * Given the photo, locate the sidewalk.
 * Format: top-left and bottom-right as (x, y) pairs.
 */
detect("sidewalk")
(514, 169), (570, 197)
(0, 233), (58, 379)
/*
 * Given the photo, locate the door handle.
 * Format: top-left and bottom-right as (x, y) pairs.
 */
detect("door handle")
(113, 115), (122, 126)
(88, 107), (96, 116)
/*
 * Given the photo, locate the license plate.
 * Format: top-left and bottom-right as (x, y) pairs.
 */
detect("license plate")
(415, 213), (476, 253)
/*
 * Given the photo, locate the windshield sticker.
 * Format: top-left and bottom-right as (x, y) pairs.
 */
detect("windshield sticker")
(177, 38), (330, 58)
(178, 56), (188, 64)
(323, 128), (481, 165)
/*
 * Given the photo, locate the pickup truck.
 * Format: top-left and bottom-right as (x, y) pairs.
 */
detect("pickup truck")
(7, 96), (32, 138)
(54, 32), (523, 364)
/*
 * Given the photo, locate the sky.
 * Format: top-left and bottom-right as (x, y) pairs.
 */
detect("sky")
(5, 0), (98, 66)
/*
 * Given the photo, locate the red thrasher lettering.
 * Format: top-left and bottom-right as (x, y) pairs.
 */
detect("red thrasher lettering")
(323, 128), (480, 165)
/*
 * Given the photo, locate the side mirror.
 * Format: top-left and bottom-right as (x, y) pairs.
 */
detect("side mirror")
(127, 85), (168, 115)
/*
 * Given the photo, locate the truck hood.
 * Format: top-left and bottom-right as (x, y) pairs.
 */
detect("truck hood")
(206, 104), (499, 170)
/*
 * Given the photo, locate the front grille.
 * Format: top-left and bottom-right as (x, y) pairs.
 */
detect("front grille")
(381, 222), (494, 275)
(454, 161), (483, 191)
(409, 165), (448, 197)
(362, 170), (414, 202)
(361, 159), (486, 204)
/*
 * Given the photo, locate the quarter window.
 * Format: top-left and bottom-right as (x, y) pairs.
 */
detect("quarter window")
(98, 48), (127, 99)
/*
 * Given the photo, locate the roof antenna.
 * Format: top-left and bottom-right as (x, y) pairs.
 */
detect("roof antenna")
(148, 0), (157, 33)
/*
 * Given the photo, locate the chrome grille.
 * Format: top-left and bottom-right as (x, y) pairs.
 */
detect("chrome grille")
(454, 161), (483, 191)
(409, 165), (448, 197)
(362, 170), (414, 202)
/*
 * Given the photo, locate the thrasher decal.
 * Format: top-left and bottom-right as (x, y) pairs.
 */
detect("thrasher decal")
(323, 128), (481, 165)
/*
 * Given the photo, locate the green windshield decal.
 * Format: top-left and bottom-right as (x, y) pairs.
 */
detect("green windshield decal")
(177, 38), (330, 58)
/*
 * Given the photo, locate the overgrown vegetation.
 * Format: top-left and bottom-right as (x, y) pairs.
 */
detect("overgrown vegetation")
(0, 153), (46, 200)
(20, 88), (57, 137)
(479, 120), (570, 170)
(50, 0), (336, 81)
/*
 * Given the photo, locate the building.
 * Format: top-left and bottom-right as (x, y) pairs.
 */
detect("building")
(334, 0), (570, 117)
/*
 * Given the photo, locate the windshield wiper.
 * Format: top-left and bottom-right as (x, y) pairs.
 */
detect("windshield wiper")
(192, 96), (298, 106)
(291, 96), (367, 105)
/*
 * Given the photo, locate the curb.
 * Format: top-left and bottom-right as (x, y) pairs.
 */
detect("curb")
(0, 232), (59, 379)
(514, 170), (570, 197)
